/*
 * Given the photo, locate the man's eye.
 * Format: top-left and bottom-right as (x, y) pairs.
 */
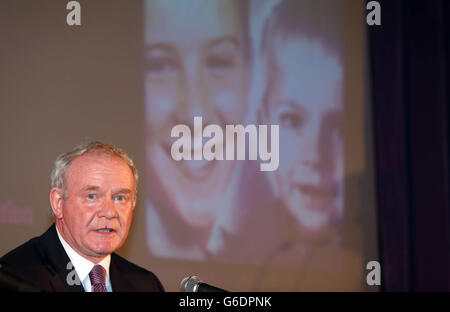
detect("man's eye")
(114, 195), (127, 202)
(87, 194), (97, 200)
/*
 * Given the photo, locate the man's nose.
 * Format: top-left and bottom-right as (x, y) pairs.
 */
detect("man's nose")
(99, 197), (118, 219)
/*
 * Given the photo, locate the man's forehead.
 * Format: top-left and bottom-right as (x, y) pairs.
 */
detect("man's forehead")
(65, 152), (134, 183)
(71, 152), (127, 167)
(80, 184), (133, 194)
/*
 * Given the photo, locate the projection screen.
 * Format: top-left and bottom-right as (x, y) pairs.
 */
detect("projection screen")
(0, 0), (379, 291)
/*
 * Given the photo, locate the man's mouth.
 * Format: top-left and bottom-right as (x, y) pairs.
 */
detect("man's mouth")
(95, 228), (115, 233)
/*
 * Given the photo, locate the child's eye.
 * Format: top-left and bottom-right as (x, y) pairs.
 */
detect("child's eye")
(280, 112), (303, 129)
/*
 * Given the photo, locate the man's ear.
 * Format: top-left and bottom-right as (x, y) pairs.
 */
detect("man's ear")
(49, 187), (64, 219)
(132, 196), (137, 210)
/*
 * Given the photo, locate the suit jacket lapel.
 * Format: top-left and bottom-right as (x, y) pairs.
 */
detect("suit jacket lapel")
(39, 224), (84, 292)
(48, 264), (84, 292)
(109, 257), (135, 292)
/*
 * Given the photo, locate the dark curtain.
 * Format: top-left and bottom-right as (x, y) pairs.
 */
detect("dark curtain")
(368, 0), (450, 291)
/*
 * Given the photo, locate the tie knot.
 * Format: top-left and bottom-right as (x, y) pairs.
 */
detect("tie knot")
(89, 264), (106, 286)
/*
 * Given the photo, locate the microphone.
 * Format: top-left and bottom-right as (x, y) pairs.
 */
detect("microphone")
(180, 275), (228, 292)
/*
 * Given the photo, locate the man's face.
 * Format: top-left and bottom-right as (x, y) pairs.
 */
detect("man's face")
(53, 153), (136, 263)
(265, 38), (344, 240)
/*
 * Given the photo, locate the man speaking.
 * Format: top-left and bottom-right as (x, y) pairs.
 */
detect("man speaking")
(0, 141), (164, 292)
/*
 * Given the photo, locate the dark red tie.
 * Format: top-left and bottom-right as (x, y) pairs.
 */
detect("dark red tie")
(89, 264), (107, 292)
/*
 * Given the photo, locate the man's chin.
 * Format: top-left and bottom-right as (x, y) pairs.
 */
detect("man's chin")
(89, 243), (119, 256)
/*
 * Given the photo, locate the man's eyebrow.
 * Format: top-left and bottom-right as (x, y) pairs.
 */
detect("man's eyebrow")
(81, 185), (100, 192)
(112, 188), (132, 195)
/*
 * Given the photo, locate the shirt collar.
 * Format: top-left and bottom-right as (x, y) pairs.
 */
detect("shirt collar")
(56, 225), (111, 283)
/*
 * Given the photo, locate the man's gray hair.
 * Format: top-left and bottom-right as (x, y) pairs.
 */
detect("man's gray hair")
(49, 141), (139, 215)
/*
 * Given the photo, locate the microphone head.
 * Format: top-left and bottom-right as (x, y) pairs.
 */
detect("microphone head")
(180, 275), (200, 292)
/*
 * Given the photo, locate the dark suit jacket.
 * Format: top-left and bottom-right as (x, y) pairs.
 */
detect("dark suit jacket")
(0, 224), (164, 292)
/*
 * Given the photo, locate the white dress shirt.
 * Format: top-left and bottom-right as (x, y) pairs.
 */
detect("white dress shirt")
(56, 226), (113, 292)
